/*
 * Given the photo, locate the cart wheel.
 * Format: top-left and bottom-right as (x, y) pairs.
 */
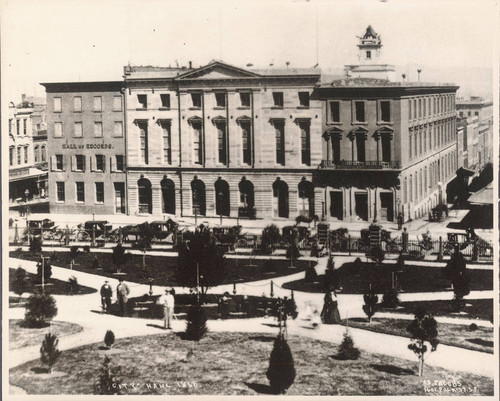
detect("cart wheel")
(78, 231), (91, 241)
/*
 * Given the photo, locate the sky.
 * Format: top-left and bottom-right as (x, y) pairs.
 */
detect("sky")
(1, 0), (497, 102)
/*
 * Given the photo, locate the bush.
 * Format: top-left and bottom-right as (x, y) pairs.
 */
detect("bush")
(468, 323), (478, 331)
(267, 334), (296, 394)
(310, 241), (320, 257)
(304, 265), (318, 282)
(324, 256), (339, 290)
(40, 333), (62, 374)
(68, 276), (79, 293)
(284, 297), (298, 320)
(30, 237), (42, 254)
(381, 288), (400, 308)
(24, 291), (58, 327)
(286, 243), (301, 260)
(12, 267), (30, 298)
(185, 304), (208, 341)
(261, 225), (281, 254)
(83, 245), (91, 253)
(295, 215), (312, 224)
(337, 331), (360, 360)
(94, 356), (121, 395)
(104, 330), (115, 348)
(92, 255), (101, 270)
(36, 259), (52, 284)
(362, 287), (378, 322)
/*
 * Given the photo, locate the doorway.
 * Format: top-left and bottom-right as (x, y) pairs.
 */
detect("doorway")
(355, 192), (368, 221)
(380, 192), (394, 222)
(330, 191), (343, 220)
(114, 182), (125, 214)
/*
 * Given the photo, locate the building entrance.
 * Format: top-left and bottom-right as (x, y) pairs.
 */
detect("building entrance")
(330, 191), (343, 220)
(380, 192), (394, 222)
(114, 183), (125, 214)
(355, 192), (368, 221)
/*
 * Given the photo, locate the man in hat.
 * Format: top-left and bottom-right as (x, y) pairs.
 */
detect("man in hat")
(100, 279), (113, 313)
(157, 288), (175, 329)
(116, 278), (130, 317)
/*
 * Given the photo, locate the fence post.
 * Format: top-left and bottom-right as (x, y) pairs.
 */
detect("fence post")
(348, 235), (351, 256)
(270, 281), (274, 298)
(437, 236), (443, 261)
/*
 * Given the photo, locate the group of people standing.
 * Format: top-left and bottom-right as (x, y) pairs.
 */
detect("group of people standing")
(100, 278), (130, 316)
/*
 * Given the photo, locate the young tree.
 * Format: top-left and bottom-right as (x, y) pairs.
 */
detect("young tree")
(176, 226), (227, 298)
(324, 256), (339, 290)
(443, 250), (470, 311)
(94, 356), (121, 395)
(367, 244), (385, 266)
(12, 267), (30, 300)
(407, 307), (439, 376)
(185, 304), (208, 341)
(40, 333), (62, 374)
(267, 334), (296, 394)
(381, 288), (400, 308)
(29, 236), (42, 254)
(112, 244), (129, 273)
(362, 286), (378, 322)
(68, 276), (79, 294)
(136, 222), (155, 250)
(69, 246), (79, 264)
(261, 225), (281, 255)
(24, 291), (58, 327)
(285, 227), (301, 260)
(304, 264), (318, 282)
(36, 259), (52, 284)
(104, 330), (115, 349)
(337, 329), (361, 360)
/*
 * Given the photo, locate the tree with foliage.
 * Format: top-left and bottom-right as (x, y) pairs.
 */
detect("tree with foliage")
(12, 267), (30, 299)
(381, 288), (400, 308)
(104, 330), (115, 349)
(261, 225), (281, 255)
(185, 304), (208, 341)
(310, 240), (320, 257)
(68, 276), (79, 294)
(40, 333), (62, 374)
(284, 296), (298, 320)
(92, 255), (102, 270)
(285, 227), (301, 260)
(36, 259), (52, 284)
(367, 244), (385, 266)
(176, 226), (227, 299)
(69, 246), (79, 264)
(30, 236), (42, 254)
(136, 222), (155, 250)
(112, 244), (128, 273)
(324, 256), (339, 290)
(442, 249), (470, 311)
(267, 334), (296, 394)
(362, 286), (378, 322)
(337, 329), (360, 360)
(304, 264), (318, 282)
(24, 291), (58, 327)
(94, 356), (121, 395)
(407, 307), (439, 376)
(418, 230), (434, 257)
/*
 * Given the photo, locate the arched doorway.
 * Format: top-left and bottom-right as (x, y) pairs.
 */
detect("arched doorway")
(273, 178), (289, 218)
(138, 177), (152, 214)
(298, 178), (314, 218)
(161, 178), (175, 215)
(214, 178), (230, 217)
(191, 177), (206, 216)
(238, 177), (255, 218)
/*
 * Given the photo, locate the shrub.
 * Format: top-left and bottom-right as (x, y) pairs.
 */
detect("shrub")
(324, 256), (338, 290)
(304, 265), (318, 282)
(262, 260), (275, 273)
(295, 215), (312, 224)
(284, 297), (298, 320)
(70, 246), (79, 261)
(36, 259), (52, 283)
(83, 245), (91, 253)
(24, 291), (58, 327)
(112, 244), (129, 273)
(381, 288), (400, 308)
(362, 287), (378, 323)
(29, 237), (42, 254)
(92, 255), (101, 270)
(94, 356), (121, 395)
(286, 243), (301, 260)
(12, 267), (30, 298)
(40, 333), (62, 374)
(337, 330), (360, 360)
(67, 276), (79, 293)
(267, 334), (296, 394)
(310, 241), (320, 257)
(104, 330), (115, 348)
(468, 323), (478, 331)
(185, 304), (208, 341)
(261, 225), (281, 254)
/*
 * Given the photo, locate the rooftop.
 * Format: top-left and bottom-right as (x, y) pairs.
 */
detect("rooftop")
(317, 77), (457, 88)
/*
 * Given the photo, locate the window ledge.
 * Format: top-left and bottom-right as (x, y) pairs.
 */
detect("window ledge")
(136, 108), (148, 111)
(297, 106), (310, 109)
(352, 122), (368, 126)
(113, 109), (123, 112)
(376, 121), (394, 126)
(326, 122), (342, 126)
(158, 107), (171, 111)
(93, 110), (103, 113)
(271, 106), (284, 110)
(73, 111), (82, 113)
(237, 106), (250, 110)
(213, 106), (226, 110)
(189, 107), (201, 111)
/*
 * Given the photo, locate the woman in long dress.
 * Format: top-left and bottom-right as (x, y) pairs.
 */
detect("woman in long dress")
(321, 290), (341, 324)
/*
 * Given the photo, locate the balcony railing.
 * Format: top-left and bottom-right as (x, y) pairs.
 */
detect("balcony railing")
(320, 160), (401, 170)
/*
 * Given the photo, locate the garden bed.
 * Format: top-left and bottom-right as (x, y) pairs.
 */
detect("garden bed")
(340, 317), (493, 354)
(9, 331), (493, 396)
(282, 259), (493, 294)
(9, 319), (83, 350)
(9, 250), (310, 287)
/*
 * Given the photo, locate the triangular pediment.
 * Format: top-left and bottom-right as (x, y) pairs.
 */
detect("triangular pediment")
(175, 61), (261, 81)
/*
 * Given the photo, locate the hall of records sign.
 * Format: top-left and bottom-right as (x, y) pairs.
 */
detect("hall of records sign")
(62, 144), (114, 150)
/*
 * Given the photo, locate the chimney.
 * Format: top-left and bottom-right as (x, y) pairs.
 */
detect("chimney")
(189, 61), (192, 69)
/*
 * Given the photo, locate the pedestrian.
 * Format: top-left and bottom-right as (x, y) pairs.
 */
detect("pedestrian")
(321, 289), (341, 324)
(157, 288), (175, 329)
(116, 278), (130, 317)
(402, 227), (409, 254)
(100, 279), (112, 313)
(397, 213), (403, 230)
(221, 292), (231, 319)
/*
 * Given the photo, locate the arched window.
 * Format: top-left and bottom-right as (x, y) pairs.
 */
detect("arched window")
(298, 178), (314, 218)
(191, 178), (206, 216)
(138, 177), (152, 214)
(239, 178), (255, 218)
(161, 178), (175, 215)
(273, 178), (289, 218)
(214, 178), (230, 216)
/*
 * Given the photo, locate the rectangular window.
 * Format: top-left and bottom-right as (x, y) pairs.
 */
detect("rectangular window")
(16, 119), (20, 135)
(24, 146), (28, 163)
(56, 182), (65, 202)
(216, 121), (227, 165)
(160, 94), (170, 108)
(408, 100), (412, 120)
(139, 122), (148, 164)
(272, 92), (284, 107)
(137, 94), (148, 109)
(9, 147), (14, 166)
(298, 92), (310, 107)
(17, 146), (21, 165)
(95, 182), (104, 203)
(215, 93), (226, 108)
(413, 99), (417, 120)
(54, 122), (63, 137)
(93, 96), (102, 112)
(240, 92), (251, 107)
(192, 122), (202, 164)
(74, 96), (82, 112)
(161, 121), (171, 164)
(23, 119), (27, 135)
(366, 50), (371, 59)
(330, 102), (340, 122)
(418, 98), (422, 118)
(380, 101), (391, 122)
(74, 122), (83, 137)
(382, 135), (391, 162)
(115, 155), (125, 172)
(9, 118), (12, 136)
(409, 133), (412, 160)
(75, 155), (85, 171)
(56, 154), (63, 170)
(95, 155), (105, 172)
(355, 101), (365, 122)
(191, 93), (202, 108)
(332, 135), (341, 163)
(241, 122), (252, 165)
(300, 121), (311, 165)
(94, 122), (103, 137)
(275, 121), (285, 165)
(34, 146), (39, 163)
(54, 97), (62, 112)
(76, 182), (85, 203)
(114, 121), (123, 137)
(113, 96), (122, 111)
(356, 134), (366, 162)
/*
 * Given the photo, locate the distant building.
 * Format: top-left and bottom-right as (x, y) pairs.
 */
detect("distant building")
(8, 95), (49, 213)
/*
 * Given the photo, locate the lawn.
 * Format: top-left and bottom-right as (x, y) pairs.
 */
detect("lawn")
(10, 250), (310, 287)
(282, 259), (493, 294)
(9, 268), (97, 297)
(341, 317), (493, 354)
(9, 319), (83, 350)
(379, 299), (493, 322)
(9, 332), (493, 396)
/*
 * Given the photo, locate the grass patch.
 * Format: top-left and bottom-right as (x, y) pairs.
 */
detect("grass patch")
(379, 299), (493, 322)
(282, 260), (493, 294)
(341, 317), (493, 354)
(10, 250), (310, 287)
(9, 332), (493, 395)
(8, 268), (97, 297)
(9, 319), (83, 350)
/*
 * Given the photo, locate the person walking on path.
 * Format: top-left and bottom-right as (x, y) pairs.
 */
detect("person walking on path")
(100, 280), (113, 313)
(320, 289), (341, 324)
(157, 288), (175, 329)
(116, 278), (130, 317)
